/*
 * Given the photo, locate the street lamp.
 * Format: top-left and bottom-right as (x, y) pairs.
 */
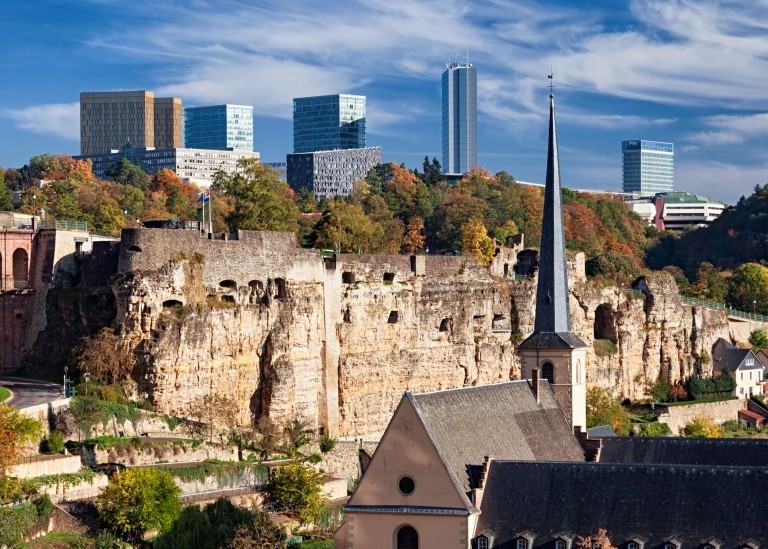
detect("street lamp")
(83, 372), (90, 397)
(754, 300), (757, 315)
(63, 366), (68, 397)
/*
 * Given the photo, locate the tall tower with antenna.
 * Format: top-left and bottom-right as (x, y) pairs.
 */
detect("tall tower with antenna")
(442, 54), (477, 176)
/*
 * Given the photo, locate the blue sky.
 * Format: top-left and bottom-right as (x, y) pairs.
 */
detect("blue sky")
(2, 0), (767, 204)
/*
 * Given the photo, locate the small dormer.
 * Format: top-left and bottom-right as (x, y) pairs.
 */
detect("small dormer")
(626, 539), (645, 549)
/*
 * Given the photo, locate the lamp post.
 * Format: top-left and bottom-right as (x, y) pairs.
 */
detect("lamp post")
(63, 366), (68, 397)
(754, 300), (757, 316)
(83, 372), (90, 397)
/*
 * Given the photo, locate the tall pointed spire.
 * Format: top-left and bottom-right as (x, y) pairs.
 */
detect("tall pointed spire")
(518, 89), (586, 350)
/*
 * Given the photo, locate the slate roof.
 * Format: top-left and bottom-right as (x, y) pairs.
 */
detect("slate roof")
(598, 436), (768, 466)
(517, 331), (587, 349)
(712, 337), (760, 372)
(408, 381), (586, 494)
(477, 460), (768, 547)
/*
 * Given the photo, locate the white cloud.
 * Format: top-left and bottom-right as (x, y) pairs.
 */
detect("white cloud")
(687, 113), (768, 146)
(3, 102), (79, 140)
(676, 159), (768, 204)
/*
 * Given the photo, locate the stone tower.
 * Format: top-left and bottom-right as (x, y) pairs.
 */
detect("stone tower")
(517, 92), (588, 432)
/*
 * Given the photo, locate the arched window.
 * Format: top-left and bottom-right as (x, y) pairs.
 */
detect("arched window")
(516, 539), (528, 549)
(628, 543), (640, 549)
(576, 360), (582, 383)
(12, 248), (28, 289)
(476, 537), (489, 549)
(555, 540), (567, 549)
(396, 526), (418, 549)
(541, 362), (554, 384)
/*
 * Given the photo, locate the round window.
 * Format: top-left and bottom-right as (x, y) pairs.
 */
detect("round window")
(398, 476), (415, 495)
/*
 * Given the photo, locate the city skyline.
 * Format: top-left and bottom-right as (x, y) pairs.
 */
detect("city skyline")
(2, 0), (767, 204)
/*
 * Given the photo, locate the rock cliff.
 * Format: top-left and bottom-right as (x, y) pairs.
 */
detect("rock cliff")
(26, 228), (759, 439)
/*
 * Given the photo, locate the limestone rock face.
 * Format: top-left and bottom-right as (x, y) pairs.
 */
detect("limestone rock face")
(29, 229), (762, 440)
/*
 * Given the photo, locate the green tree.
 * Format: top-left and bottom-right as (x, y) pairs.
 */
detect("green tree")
(749, 328), (768, 351)
(648, 378), (671, 403)
(282, 418), (314, 459)
(97, 468), (181, 540)
(0, 404), (43, 473)
(107, 158), (151, 191)
(220, 159), (299, 234)
(0, 168), (12, 211)
(314, 200), (381, 253)
(728, 262), (768, 314)
(270, 461), (326, 524)
(154, 497), (282, 549)
(586, 387), (631, 436)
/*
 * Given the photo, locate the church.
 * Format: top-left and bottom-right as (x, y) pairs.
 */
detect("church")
(334, 92), (768, 548)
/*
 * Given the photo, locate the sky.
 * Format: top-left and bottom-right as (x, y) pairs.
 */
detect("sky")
(1, 0), (768, 205)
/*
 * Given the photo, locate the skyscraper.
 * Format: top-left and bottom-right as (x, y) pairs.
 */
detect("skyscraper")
(442, 57), (477, 176)
(184, 104), (254, 151)
(292, 94), (366, 153)
(80, 91), (182, 155)
(622, 139), (674, 195)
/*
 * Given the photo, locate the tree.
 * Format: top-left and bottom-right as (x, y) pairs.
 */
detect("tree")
(459, 217), (495, 267)
(0, 404), (43, 473)
(585, 387), (631, 436)
(575, 529), (617, 549)
(97, 468), (181, 540)
(154, 497), (282, 549)
(749, 328), (768, 352)
(270, 461), (326, 524)
(106, 158), (150, 191)
(648, 378), (671, 403)
(69, 328), (135, 385)
(682, 416), (722, 438)
(282, 418), (314, 459)
(314, 200), (381, 253)
(728, 262), (768, 314)
(401, 216), (426, 254)
(220, 159), (299, 234)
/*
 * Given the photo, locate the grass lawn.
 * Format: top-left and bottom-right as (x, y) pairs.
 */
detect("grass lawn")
(22, 532), (90, 548)
(0, 386), (11, 402)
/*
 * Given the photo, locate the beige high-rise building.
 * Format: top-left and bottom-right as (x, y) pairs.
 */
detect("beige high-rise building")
(80, 91), (182, 155)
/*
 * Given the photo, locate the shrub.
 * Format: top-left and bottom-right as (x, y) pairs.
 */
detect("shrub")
(682, 416), (722, 438)
(319, 433), (337, 454)
(43, 431), (66, 454)
(593, 339), (618, 357)
(270, 462), (326, 524)
(635, 422), (670, 437)
(97, 468), (181, 540)
(586, 387), (631, 436)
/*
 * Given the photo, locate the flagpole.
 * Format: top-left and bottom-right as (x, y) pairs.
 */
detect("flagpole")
(208, 190), (213, 235)
(201, 192), (206, 235)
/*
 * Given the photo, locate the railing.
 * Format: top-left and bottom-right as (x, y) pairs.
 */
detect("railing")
(39, 219), (88, 231)
(680, 295), (768, 323)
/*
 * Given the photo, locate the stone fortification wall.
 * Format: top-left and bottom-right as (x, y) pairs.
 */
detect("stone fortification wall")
(22, 227), (768, 442)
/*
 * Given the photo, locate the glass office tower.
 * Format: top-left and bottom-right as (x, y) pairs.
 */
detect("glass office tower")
(622, 140), (674, 195)
(184, 104), (254, 151)
(292, 94), (366, 153)
(442, 60), (477, 175)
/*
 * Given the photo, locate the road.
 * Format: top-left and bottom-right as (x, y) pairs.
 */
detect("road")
(0, 376), (65, 409)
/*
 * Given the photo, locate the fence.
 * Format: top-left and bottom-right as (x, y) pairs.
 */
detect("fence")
(679, 295), (768, 323)
(39, 219), (88, 232)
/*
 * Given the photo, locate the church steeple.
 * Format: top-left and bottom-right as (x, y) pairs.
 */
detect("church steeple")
(517, 84), (587, 432)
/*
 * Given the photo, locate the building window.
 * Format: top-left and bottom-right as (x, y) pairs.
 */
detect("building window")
(398, 476), (415, 495)
(476, 537), (489, 549)
(541, 362), (554, 384)
(396, 526), (418, 549)
(516, 540), (528, 549)
(663, 544), (677, 549)
(555, 540), (567, 549)
(628, 543), (640, 549)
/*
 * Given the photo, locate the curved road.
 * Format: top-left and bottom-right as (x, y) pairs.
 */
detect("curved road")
(0, 376), (64, 409)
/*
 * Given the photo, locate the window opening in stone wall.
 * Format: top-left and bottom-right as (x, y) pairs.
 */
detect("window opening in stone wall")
(383, 272), (395, 284)
(248, 280), (264, 292)
(221, 295), (236, 304)
(388, 311), (399, 324)
(12, 248), (28, 290)
(274, 278), (287, 299)
(162, 299), (183, 311)
(128, 245), (142, 252)
(396, 526), (418, 549)
(541, 362), (554, 384)
(219, 279), (237, 289)
(594, 303), (618, 343)
(342, 271), (355, 284)
(492, 313), (510, 331)
(439, 318), (452, 332)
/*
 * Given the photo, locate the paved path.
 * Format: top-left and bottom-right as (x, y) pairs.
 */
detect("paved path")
(0, 376), (64, 409)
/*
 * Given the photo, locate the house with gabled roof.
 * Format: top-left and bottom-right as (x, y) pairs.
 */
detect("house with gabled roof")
(711, 338), (763, 398)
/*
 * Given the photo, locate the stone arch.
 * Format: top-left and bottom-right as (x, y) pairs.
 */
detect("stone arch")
(162, 299), (183, 311)
(128, 245), (142, 252)
(248, 280), (264, 292)
(594, 303), (618, 343)
(219, 279), (237, 289)
(12, 248), (29, 289)
(396, 525), (418, 549)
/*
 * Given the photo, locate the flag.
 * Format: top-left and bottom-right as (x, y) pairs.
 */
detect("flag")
(197, 191), (211, 204)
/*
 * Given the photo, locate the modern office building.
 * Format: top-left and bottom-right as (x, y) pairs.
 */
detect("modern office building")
(77, 144), (259, 188)
(627, 191), (725, 231)
(184, 104), (254, 151)
(286, 147), (381, 198)
(80, 91), (182, 155)
(292, 94), (366, 153)
(442, 57), (477, 176)
(622, 140), (674, 195)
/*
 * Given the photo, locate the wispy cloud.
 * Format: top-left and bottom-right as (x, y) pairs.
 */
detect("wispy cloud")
(3, 102), (79, 140)
(687, 113), (768, 146)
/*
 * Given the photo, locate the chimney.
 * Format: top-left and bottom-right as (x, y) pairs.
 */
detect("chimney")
(532, 368), (540, 403)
